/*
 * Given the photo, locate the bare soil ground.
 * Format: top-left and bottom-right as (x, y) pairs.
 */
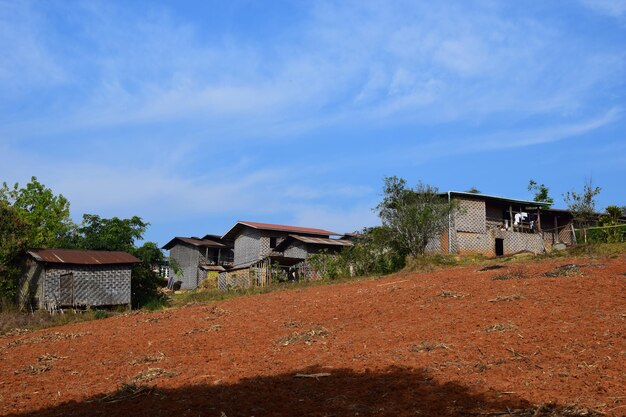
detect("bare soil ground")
(1, 256), (625, 416)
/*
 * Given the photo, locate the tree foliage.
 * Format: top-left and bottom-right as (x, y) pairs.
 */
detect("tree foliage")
(307, 226), (405, 280)
(528, 179), (554, 207)
(0, 177), (74, 248)
(597, 205), (625, 243)
(563, 179), (601, 243)
(74, 214), (148, 252)
(376, 177), (457, 257)
(0, 202), (30, 301)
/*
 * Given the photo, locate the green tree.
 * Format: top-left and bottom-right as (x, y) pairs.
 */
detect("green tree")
(376, 176), (457, 257)
(598, 205), (624, 243)
(0, 202), (30, 302)
(563, 179), (601, 243)
(73, 215), (164, 308)
(0, 177), (74, 248)
(528, 179), (554, 207)
(130, 242), (167, 308)
(74, 214), (148, 252)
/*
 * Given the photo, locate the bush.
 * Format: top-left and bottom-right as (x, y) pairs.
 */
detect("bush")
(131, 265), (166, 309)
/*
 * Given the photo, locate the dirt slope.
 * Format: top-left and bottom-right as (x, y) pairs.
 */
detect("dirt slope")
(1, 256), (625, 416)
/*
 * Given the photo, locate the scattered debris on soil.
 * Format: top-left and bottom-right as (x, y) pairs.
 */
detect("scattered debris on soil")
(544, 264), (584, 277)
(484, 322), (518, 333)
(184, 325), (221, 335)
(279, 325), (329, 346)
(409, 341), (451, 352)
(92, 383), (159, 403)
(130, 352), (164, 365)
(1, 328), (32, 338)
(206, 306), (229, 316)
(493, 268), (528, 281)
(294, 372), (331, 378)
(129, 368), (176, 384)
(15, 353), (65, 375)
(1, 331), (91, 351)
(438, 290), (467, 298)
(489, 294), (525, 302)
(484, 403), (603, 416)
(479, 265), (506, 271)
(137, 315), (171, 324)
(282, 321), (300, 328)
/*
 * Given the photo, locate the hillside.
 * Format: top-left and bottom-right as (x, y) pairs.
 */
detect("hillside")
(1, 256), (625, 417)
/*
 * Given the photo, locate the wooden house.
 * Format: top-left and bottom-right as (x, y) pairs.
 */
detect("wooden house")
(162, 236), (234, 289)
(218, 221), (351, 289)
(19, 249), (141, 310)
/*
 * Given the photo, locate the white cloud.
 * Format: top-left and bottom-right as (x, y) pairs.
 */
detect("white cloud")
(580, 0), (626, 17)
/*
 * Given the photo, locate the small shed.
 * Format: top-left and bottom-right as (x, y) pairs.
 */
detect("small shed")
(19, 249), (141, 310)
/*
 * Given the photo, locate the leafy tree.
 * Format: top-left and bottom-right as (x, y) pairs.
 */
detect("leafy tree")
(528, 179), (554, 207)
(0, 202), (30, 302)
(74, 214), (147, 252)
(598, 205), (625, 243)
(376, 176), (457, 257)
(563, 179), (601, 243)
(73, 215), (164, 308)
(130, 242), (167, 308)
(0, 177), (74, 248)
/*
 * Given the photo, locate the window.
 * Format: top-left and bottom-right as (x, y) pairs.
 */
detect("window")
(269, 237), (277, 249)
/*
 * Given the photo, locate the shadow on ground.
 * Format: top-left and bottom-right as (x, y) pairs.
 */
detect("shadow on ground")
(6, 365), (558, 417)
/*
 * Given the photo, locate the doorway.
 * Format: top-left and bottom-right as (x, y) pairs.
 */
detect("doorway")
(495, 238), (504, 257)
(59, 273), (74, 306)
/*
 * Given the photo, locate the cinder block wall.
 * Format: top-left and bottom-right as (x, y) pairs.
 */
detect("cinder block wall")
(42, 264), (131, 309)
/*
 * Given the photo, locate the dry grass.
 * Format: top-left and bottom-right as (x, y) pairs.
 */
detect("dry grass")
(1, 331), (91, 351)
(544, 264), (583, 278)
(279, 325), (329, 346)
(489, 294), (525, 302)
(130, 352), (165, 365)
(483, 322), (518, 333)
(408, 341), (451, 352)
(492, 267), (529, 281)
(92, 383), (159, 404)
(438, 290), (467, 298)
(485, 403), (603, 416)
(15, 353), (65, 375)
(129, 368), (176, 384)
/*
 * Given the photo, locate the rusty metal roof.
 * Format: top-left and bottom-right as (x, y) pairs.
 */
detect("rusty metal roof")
(27, 249), (141, 265)
(162, 237), (227, 250)
(223, 221), (339, 241)
(275, 235), (353, 251)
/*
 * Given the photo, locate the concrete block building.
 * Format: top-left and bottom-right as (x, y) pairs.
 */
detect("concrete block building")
(427, 192), (575, 256)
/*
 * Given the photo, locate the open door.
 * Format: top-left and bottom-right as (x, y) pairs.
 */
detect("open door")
(495, 238), (504, 257)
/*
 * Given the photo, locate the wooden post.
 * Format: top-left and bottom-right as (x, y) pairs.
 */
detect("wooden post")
(554, 217), (558, 244)
(509, 206), (514, 231)
(536, 208), (541, 232)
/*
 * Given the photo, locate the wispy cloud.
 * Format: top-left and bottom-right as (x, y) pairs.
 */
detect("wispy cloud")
(580, 0), (626, 18)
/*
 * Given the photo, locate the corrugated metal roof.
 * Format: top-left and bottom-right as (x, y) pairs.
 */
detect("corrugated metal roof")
(223, 220), (339, 240)
(27, 249), (141, 265)
(162, 237), (227, 250)
(287, 235), (353, 246)
(443, 191), (550, 207)
(274, 235), (353, 251)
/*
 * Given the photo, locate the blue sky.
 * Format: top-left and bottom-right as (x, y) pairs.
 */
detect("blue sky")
(1, 0), (625, 245)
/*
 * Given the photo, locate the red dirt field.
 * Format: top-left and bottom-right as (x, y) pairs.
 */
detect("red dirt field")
(1, 256), (625, 417)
